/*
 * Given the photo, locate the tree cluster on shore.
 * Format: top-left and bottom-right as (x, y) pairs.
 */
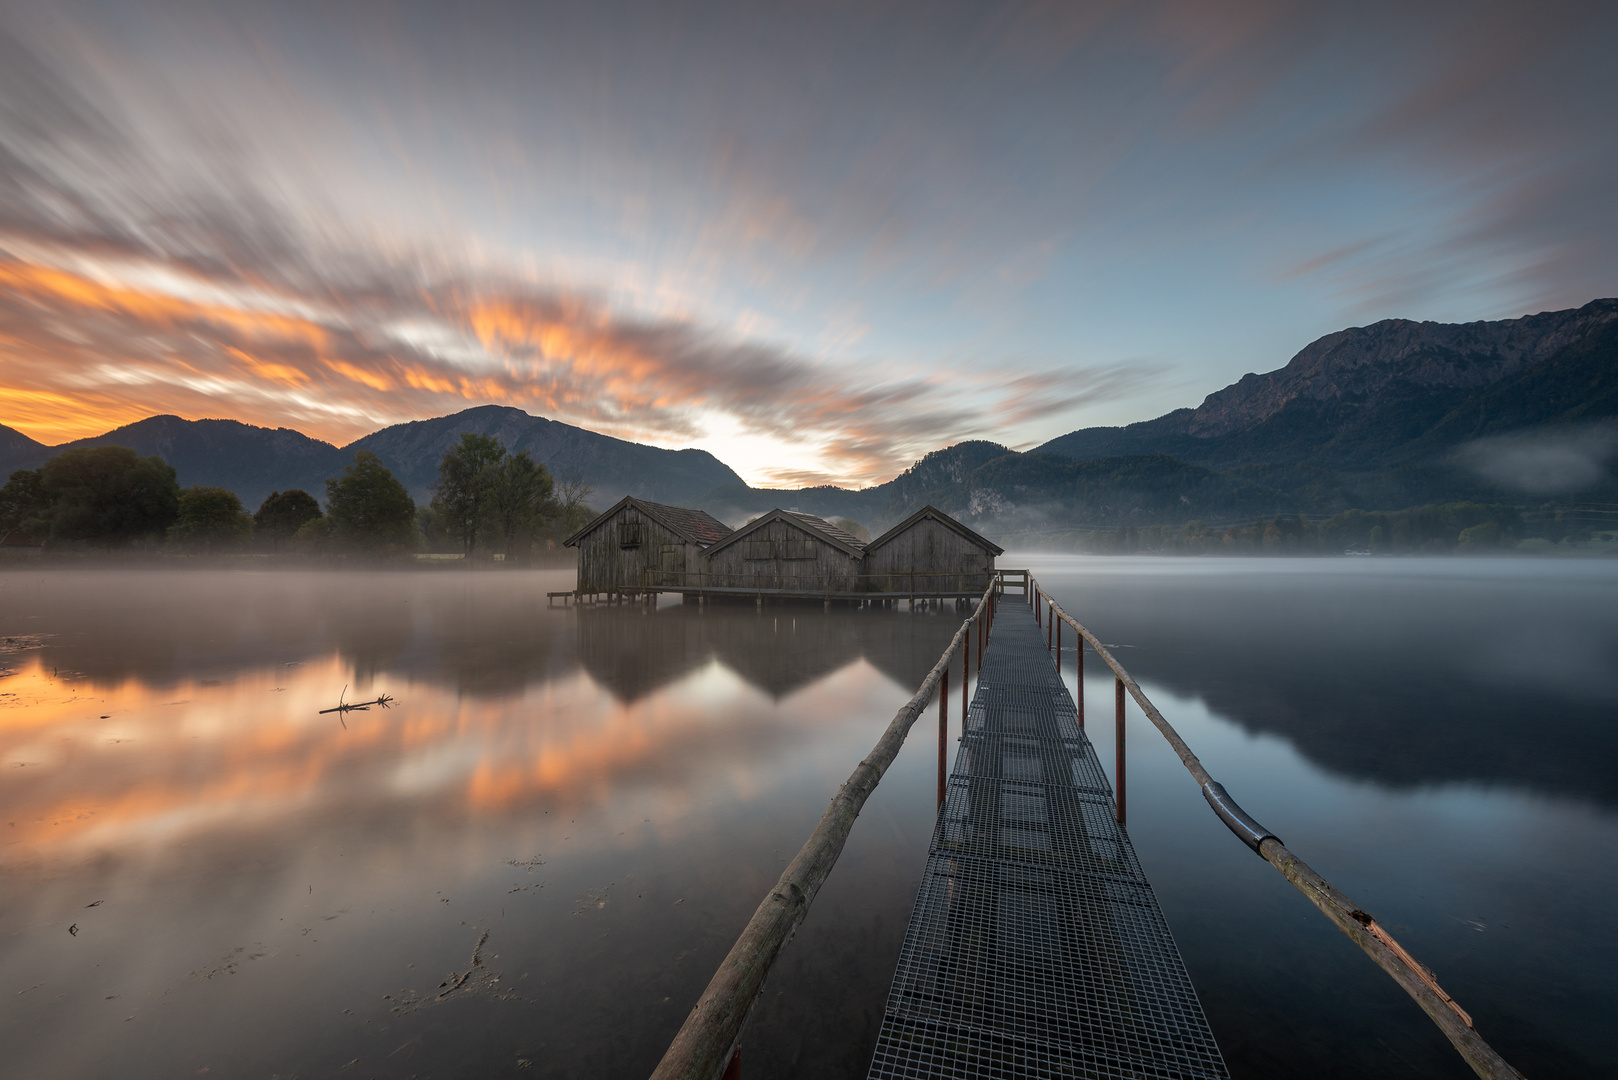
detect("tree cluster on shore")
(0, 437), (594, 560)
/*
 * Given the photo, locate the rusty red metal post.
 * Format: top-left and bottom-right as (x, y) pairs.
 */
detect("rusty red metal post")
(1076, 637), (1085, 729)
(961, 625), (969, 729)
(1114, 676), (1126, 825)
(938, 667), (949, 810)
(1047, 604), (1053, 651)
(1055, 616), (1061, 674)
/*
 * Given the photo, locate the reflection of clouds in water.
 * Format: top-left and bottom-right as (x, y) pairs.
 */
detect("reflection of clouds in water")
(0, 601), (933, 864)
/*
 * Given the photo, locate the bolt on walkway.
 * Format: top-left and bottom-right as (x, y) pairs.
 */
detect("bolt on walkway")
(867, 601), (1229, 1079)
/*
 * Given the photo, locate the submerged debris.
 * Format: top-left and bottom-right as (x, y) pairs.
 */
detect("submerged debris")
(319, 684), (395, 721)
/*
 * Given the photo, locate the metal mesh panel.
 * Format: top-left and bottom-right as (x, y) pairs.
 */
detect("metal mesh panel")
(868, 601), (1228, 1079)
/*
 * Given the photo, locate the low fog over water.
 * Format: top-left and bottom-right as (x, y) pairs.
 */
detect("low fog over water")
(1, 562), (1614, 1079)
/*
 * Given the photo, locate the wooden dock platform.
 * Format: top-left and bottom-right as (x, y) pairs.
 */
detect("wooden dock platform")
(866, 600), (1228, 1079)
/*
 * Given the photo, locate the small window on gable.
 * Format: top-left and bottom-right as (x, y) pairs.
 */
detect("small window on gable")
(781, 539), (818, 560)
(744, 540), (775, 560)
(618, 521), (643, 548)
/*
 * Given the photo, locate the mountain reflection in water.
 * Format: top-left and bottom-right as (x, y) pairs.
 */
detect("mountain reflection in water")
(0, 569), (962, 1080)
(1029, 556), (1618, 806)
(0, 563), (1613, 1080)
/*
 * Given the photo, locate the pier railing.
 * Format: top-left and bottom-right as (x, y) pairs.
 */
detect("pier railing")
(648, 576), (1003, 1080)
(1025, 574), (1523, 1080)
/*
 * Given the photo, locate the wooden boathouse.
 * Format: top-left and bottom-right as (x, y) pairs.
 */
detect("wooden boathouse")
(862, 504), (1002, 594)
(700, 509), (867, 592)
(562, 496), (733, 599)
(559, 500), (1005, 603)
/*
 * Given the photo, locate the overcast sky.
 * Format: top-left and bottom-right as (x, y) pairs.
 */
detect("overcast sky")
(1, 0), (1614, 486)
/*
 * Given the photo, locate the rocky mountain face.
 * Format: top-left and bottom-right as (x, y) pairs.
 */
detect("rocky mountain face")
(1039, 298), (1618, 473)
(1188, 301), (1616, 437)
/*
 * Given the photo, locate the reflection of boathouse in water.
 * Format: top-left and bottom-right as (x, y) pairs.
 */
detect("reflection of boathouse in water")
(561, 497), (1001, 601)
(573, 601), (963, 703)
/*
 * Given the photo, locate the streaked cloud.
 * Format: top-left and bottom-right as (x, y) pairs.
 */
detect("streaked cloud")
(0, 1), (1614, 485)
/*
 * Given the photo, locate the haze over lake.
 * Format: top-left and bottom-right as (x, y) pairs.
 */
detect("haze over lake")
(1, 561), (1613, 1079)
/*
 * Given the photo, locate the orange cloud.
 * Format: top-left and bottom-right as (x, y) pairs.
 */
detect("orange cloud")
(0, 242), (1150, 485)
(226, 346), (311, 388)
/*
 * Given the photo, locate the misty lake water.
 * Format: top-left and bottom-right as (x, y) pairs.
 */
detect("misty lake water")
(1, 560), (1614, 1080)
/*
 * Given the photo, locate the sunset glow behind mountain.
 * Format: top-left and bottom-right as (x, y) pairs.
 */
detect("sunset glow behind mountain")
(2, 1), (1614, 486)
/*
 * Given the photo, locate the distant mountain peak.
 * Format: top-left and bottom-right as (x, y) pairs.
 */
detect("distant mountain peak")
(1186, 298), (1618, 439)
(0, 406), (742, 511)
(1036, 298), (1618, 479)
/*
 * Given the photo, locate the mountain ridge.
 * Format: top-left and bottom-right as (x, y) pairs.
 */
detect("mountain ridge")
(5, 298), (1615, 538)
(0, 407), (744, 512)
(1037, 298), (1618, 473)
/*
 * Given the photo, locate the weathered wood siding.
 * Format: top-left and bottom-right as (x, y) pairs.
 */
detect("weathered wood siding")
(576, 506), (701, 593)
(861, 517), (996, 593)
(703, 519), (862, 592)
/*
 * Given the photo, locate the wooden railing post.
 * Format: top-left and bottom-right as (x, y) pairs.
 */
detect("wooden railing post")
(1114, 676), (1126, 825)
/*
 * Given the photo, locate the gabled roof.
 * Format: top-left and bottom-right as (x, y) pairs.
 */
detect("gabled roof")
(865, 504), (1004, 556)
(562, 496), (734, 548)
(703, 508), (866, 560)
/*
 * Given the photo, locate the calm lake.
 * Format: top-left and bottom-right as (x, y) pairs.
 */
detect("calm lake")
(1, 559), (1614, 1079)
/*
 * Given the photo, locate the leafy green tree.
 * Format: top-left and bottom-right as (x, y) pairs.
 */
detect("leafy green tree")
(431, 433), (507, 556)
(40, 446), (179, 546)
(325, 451), (417, 551)
(292, 515), (333, 549)
(428, 435), (558, 558)
(484, 451), (555, 558)
(254, 489), (322, 549)
(169, 486), (255, 551)
(0, 469), (50, 539)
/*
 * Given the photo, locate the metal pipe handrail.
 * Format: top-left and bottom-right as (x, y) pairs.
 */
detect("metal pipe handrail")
(1028, 574), (1523, 1080)
(649, 579), (1001, 1080)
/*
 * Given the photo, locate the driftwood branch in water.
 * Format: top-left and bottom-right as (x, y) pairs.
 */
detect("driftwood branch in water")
(319, 692), (394, 715)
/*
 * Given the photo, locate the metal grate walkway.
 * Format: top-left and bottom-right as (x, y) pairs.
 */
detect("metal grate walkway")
(867, 601), (1229, 1079)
